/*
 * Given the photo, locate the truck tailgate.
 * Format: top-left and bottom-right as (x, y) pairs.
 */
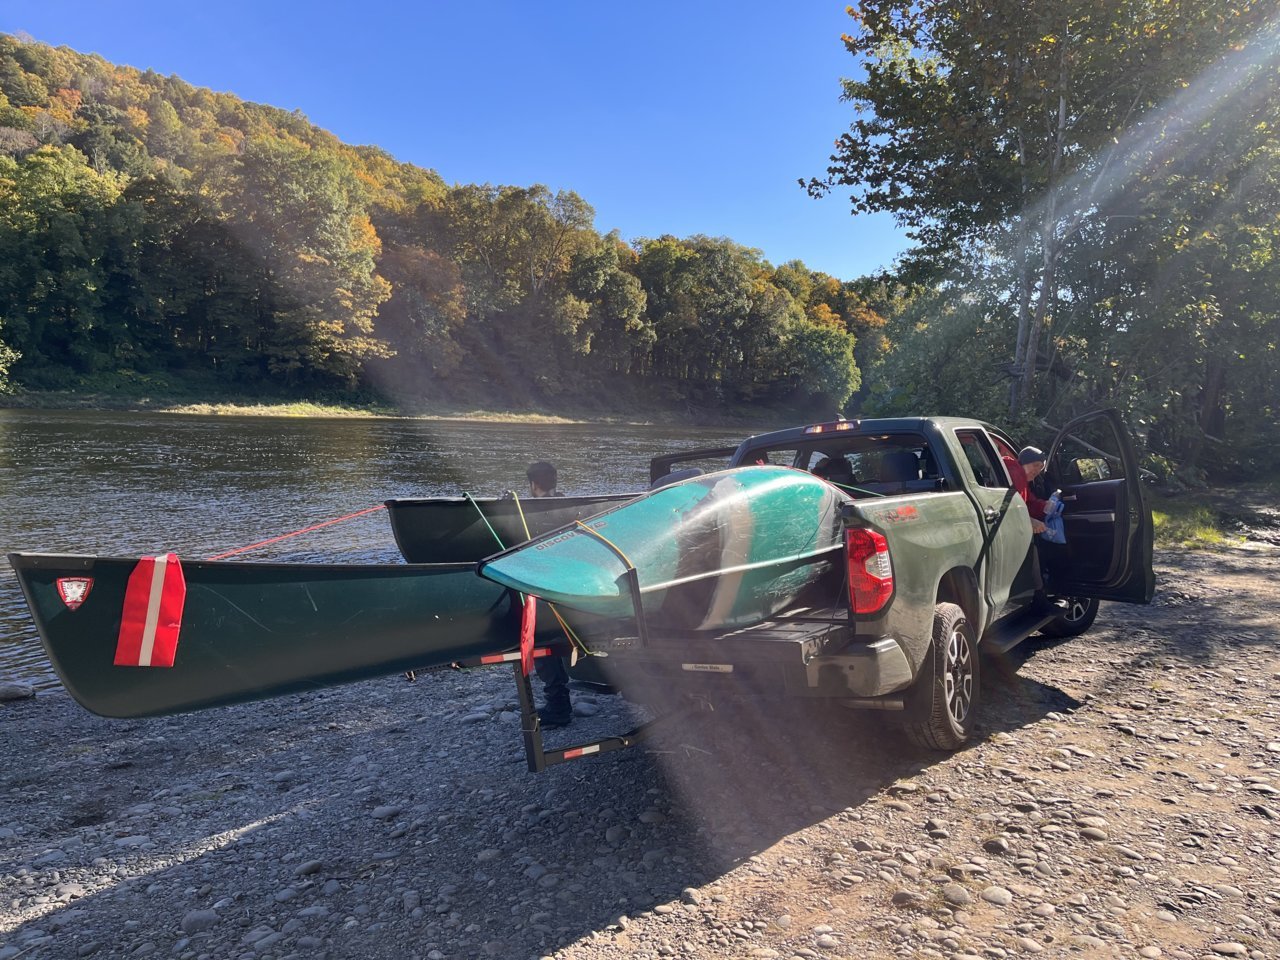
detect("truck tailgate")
(577, 608), (852, 700)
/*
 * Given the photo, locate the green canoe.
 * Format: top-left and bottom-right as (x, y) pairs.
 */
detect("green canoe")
(386, 493), (635, 563)
(8, 553), (543, 719)
(477, 466), (848, 630)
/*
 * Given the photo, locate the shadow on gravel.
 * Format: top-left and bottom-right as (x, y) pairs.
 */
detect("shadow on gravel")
(639, 662), (1078, 871)
(0, 661), (1078, 960)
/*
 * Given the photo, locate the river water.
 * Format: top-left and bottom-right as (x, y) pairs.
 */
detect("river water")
(0, 409), (751, 687)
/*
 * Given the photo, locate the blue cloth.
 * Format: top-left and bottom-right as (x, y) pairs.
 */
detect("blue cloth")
(1040, 492), (1066, 544)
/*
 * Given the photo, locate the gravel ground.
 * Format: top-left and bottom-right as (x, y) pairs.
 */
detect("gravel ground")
(2, 539), (1279, 960)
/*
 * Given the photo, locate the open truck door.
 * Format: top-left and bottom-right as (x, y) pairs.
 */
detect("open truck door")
(648, 446), (739, 485)
(1043, 409), (1155, 604)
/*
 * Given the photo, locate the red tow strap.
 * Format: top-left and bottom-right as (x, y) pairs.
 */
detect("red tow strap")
(520, 595), (537, 676)
(205, 504), (387, 560)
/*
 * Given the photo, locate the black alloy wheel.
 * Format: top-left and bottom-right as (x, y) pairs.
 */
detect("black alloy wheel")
(1039, 595), (1100, 638)
(905, 602), (980, 751)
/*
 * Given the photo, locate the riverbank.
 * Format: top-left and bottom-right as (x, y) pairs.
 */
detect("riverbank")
(0, 388), (784, 429)
(2, 541), (1279, 960)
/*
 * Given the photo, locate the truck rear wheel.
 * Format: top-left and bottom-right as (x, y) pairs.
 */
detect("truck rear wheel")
(1039, 596), (1099, 638)
(905, 602), (979, 751)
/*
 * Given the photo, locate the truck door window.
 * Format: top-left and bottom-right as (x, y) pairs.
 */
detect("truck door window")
(955, 430), (1007, 489)
(1052, 423), (1123, 484)
(990, 435), (1017, 465)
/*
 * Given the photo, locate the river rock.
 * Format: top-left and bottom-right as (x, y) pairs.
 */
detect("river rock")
(180, 909), (219, 934)
(981, 886), (1014, 906)
(0, 683), (34, 702)
(983, 837), (1011, 855)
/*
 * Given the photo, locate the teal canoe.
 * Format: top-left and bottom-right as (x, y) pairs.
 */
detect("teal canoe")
(477, 466), (849, 630)
(8, 553), (544, 719)
(386, 493), (635, 563)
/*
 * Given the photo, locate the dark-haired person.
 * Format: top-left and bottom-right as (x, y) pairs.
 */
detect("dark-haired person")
(526, 461), (560, 498)
(526, 462), (572, 726)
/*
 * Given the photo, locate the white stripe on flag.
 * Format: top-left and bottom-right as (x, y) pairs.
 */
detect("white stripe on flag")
(138, 555), (168, 667)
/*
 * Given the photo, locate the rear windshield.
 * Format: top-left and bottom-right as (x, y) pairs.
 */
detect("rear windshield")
(739, 432), (942, 497)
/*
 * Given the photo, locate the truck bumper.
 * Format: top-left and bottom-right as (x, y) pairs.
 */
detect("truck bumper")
(571, 632), (914, 704)
(796, 637), (914, 698)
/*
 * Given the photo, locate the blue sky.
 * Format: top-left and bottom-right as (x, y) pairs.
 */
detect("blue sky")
(1, 1), (910, 280)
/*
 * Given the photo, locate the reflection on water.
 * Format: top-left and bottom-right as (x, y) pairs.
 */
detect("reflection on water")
(0, 409), (751, 686)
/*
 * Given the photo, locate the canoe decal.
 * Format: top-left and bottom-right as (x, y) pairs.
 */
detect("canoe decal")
(115, 554), (187, 668)
(534, 520), (608, 552)
(55, 577), (93, 610)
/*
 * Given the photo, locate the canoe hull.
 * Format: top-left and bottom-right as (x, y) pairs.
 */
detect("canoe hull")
(386, 494), (636, 563)
(478, 467), (848, 630)
(8, 553), (533, 719)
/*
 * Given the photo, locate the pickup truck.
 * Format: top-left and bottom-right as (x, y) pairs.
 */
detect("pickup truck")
(563, 409), (1154, 750)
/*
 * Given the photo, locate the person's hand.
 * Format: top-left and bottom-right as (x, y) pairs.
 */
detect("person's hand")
(1031, 518), (1047, 534)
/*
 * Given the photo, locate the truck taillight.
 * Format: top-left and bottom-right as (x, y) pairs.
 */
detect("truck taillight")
(846, 528), (893, 614)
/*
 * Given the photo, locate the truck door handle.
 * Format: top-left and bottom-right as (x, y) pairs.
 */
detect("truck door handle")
(1061, 495), (1078, 502)
(984, 507), (999, 523)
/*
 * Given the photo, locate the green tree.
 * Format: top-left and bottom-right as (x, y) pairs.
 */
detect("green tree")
(780, 317), (861, 414)
(567, 234), (650, 375)
(145, 95), (185, 161)
(0, 146), (122, 381)
(0, 334), (17, 391)
(811, 0), (1275, 419)
(374, 242), (467, 379)
(214, 135), (392, 384)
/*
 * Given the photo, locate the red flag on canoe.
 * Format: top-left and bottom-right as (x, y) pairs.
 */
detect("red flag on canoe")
(115, 554), (186, 668)
(519, 594), (537, 677)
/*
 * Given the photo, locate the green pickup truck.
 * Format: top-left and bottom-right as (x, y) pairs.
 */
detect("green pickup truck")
(573, 409), (1154, 750)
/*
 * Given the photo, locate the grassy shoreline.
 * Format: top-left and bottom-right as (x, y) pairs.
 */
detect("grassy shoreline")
(0, 388), (780, 428)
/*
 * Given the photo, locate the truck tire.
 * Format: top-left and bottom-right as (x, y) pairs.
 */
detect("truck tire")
(1039, 596), (1099, 638)
(905, 602), (979, 751)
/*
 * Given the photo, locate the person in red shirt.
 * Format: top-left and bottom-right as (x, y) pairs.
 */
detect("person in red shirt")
(1002, 446), (1057, 613)
(1002, 446), (1049, 534)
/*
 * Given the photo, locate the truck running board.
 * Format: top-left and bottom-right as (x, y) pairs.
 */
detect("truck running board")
(980, 604), (1067, 656)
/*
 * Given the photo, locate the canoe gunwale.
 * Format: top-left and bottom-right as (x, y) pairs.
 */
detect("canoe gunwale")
(8, 552), (477, 574)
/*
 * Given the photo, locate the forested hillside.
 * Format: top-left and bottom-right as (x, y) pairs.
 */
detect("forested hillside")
(0, 34), (873, 415)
